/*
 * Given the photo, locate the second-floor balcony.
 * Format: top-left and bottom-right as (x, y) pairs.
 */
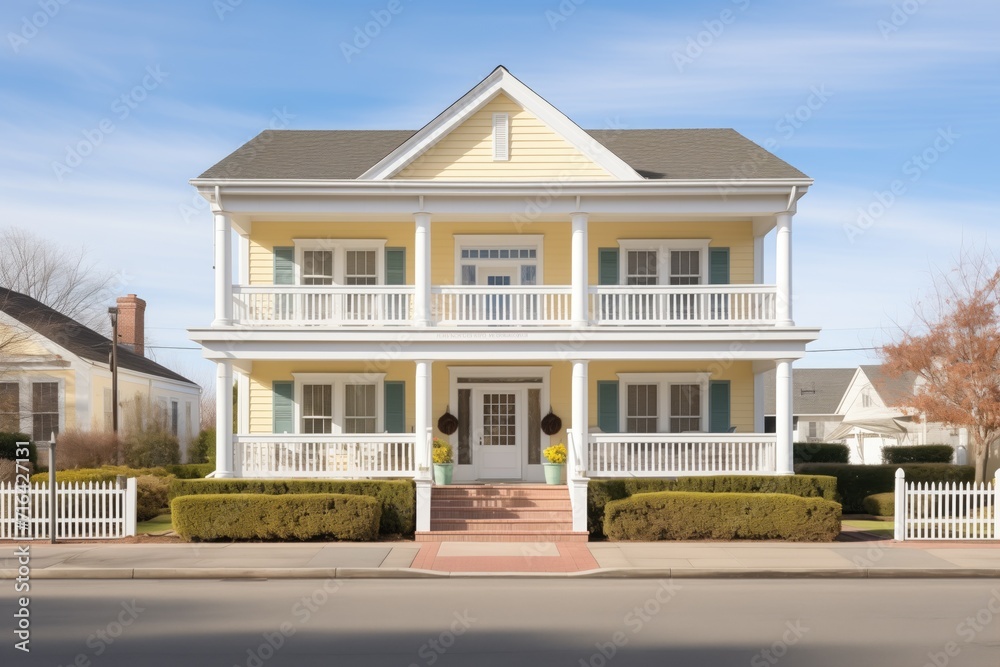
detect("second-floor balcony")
(231, 284), (778, 327)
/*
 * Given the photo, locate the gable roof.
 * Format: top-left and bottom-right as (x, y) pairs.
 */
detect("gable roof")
(0, 288), (196, 386)
(859, 364), (917, 407)
(763, 367), (856, 415)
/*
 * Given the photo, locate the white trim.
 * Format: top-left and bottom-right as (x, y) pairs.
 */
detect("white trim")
(616, 372), (711, 433)
(453, 234), (544, 285)
(617, 239), (711, 286)
(291, 372), (386, 435)
(357, 67), (642, 181)
(291, 238), (387, 286)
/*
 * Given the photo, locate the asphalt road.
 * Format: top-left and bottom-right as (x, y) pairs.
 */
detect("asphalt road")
(3, 578), (1000, 666)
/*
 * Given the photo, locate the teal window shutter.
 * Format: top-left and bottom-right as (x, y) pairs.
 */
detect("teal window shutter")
(709, 248), (730, 285)
(273, 247), (295, 285)
(384, 381), (405, 433)
(597, 381), (619, 433)
(709, 380), (731, 433)
(598, 248), (619, 285)
(385, 248), (406, 286)
(272, 381), (294, 434)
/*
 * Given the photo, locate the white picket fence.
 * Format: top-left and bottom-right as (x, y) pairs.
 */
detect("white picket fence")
(0, 478), (137, 540)
(894, 469), (998, 541)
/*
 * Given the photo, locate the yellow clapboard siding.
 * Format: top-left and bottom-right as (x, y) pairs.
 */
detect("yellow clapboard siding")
(395, 93), (613, 181)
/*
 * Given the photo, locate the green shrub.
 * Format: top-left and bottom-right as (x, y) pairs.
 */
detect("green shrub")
(0, 433), (37, 468)
(30, 465), (172, 484)
(795, 463), (975, 513)
(169, 479), (415, 536)
(122, 429), (180, 467)
(604, 491), (841, 542)
(862, 492), (894, 517)
(189, 428), (216, 464)
(163, 463), (215, 479)
(171, 493), (381, 541)
(882, 445), (954, 464)
(588, 475), (838, 538)
(136, 475), (172, 522)
(793, 442), (849, 464)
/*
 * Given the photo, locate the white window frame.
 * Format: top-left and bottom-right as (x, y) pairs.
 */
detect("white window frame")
(291, 373), (385, 435)
(25, 377), (64, 443)
(453, 235), (544, 286)
(617, 372), (710, 433)
(292, 239), (387, 286)
(617, 239), (710, 286)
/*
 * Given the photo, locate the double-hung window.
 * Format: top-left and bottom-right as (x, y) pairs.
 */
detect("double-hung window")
(620, 374), (708, 434)
(295, 374), (384, 435)
(31, 382), (59, 442)
(0, 383), (19, 432)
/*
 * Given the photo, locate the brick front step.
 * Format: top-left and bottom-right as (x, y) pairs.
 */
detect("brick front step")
(431, 508), (571, 521)
(415, 530), (590, 543)
(431, 498), (571, 510)
(430, 518), (573, 532)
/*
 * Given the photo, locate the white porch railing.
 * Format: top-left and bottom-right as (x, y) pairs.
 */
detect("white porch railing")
(235, 435), (416, 478)
(232, 286), (413, 325)
(894, 469), (998, 540)
(589, 285), (777, 325)
(432, 285), (572, 325)
(587, 434), (777, 477)
(0, 479), (137, 540)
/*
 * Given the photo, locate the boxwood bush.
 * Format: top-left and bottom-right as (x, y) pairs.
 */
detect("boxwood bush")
(135, 475), (172, 522)
(0, 433), (37, 468)
(588, 475), (839, 538)
(163, 463), (215, 479)
(169, 479), (415, 536)
(30, 465), (172, 484)
(604, 491), (841, 542)
(795, 463), (974, 513)
(882, 445), (954, 464)
(862, 492), (894, 517)
(171, 493), (381, 541)
(793, 442), (849, 464)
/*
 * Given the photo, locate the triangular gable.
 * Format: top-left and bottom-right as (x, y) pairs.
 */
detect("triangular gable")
(833, 367), (866, 416)
(360, 66), (641, 181)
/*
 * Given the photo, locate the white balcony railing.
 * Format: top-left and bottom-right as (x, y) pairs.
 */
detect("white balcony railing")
(232, 286), (413, 325)
(432, 285), (572, 326)
(235, 435), (415, 478)
(587, 434), (777, 477)
(589, 285), (777, 325)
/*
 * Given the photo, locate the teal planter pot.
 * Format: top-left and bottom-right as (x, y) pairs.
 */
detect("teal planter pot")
(543, 463), (565, 485)
(433, 463), (453, 485)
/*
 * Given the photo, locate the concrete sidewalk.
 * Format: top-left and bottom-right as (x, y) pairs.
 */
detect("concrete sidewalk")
(2, 540), (997, 579)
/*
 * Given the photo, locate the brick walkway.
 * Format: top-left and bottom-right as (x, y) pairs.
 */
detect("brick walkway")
(410, 541), (599, 573)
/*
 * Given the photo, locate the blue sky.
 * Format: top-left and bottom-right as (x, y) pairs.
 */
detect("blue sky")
(1, 0), (997, 389)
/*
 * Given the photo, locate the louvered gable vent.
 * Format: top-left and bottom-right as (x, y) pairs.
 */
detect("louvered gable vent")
(492, 112), (509, 161)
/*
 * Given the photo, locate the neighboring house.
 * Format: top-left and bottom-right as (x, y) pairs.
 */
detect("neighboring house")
(831, 364), (964, 464)
(189, 66), (818, 539)
(762, 367), (855, 444)
(0, 289), (201, 459)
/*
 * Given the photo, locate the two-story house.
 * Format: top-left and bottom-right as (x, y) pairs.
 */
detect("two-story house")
(189, 67), (819, 540)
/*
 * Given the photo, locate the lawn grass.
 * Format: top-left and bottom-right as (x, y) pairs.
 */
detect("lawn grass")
(842, 519), (894, 538)
(137, 512), (172, 535)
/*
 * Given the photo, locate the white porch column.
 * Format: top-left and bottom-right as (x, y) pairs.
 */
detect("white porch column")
(753, 369), (766, 433)
(569, 359), (590, 532)
(753, 234), (765, 284)
(237, 232), (250, 285)
(570, 212), (589, 328)
(775, 211), (794, 326)
(414, 212), (432, 327)
(775, 358), (794, 474)
(414, 360), (432, 479)
(236, 367), (250, 435)
(215, 360), (235, 478)
(213, 210), (233, 326)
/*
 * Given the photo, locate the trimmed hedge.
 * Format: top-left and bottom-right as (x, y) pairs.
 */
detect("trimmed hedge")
(30, 465), (172, 484)
(588, 475), (838, 538)
(169, 479), (415, 536)
(163, 463), (215, 479)
(862, 492), (894, 517)
(136, 475), (172, 522)
(0, 433), (37, 468)
(793, 442), (849, 464)
(171, 493), (381, 541)
(796, 463), (975, 513)
(882, 445), (954, 464)
(604, 491), (842, 542)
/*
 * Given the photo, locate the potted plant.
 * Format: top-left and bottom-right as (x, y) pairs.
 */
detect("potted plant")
(542, 443), (567, 485)
(432, 438), (454, 485)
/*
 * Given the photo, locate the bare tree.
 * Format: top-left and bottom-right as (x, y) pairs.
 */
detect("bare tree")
(0, 227), (117, 333)
(881, 247), (1000, 483)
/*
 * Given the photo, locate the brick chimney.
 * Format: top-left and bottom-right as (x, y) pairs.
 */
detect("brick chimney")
(116, 294), (146, 357)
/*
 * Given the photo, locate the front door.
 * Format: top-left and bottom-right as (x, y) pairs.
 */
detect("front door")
(474, 388), (522, 479)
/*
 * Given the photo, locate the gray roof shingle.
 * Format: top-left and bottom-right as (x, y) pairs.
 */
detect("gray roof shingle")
(1, 288), (197, 386)
(197, 129), (808, 181)
(763, 368), (856, 415)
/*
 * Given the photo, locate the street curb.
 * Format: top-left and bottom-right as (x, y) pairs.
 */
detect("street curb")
(3, 567), (999, 580)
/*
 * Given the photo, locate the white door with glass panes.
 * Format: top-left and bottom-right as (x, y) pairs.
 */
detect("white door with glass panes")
(473, 387), (523, 479)
(459, 244), (538, 322)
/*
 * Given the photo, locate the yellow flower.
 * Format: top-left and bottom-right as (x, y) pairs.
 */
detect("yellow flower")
(543, 443), (567, 464)
(432, 439), (453, 464)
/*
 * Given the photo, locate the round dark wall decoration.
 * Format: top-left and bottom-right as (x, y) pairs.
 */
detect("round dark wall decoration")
(438, 412), (459, 435)
(540, 412), (562, 436)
